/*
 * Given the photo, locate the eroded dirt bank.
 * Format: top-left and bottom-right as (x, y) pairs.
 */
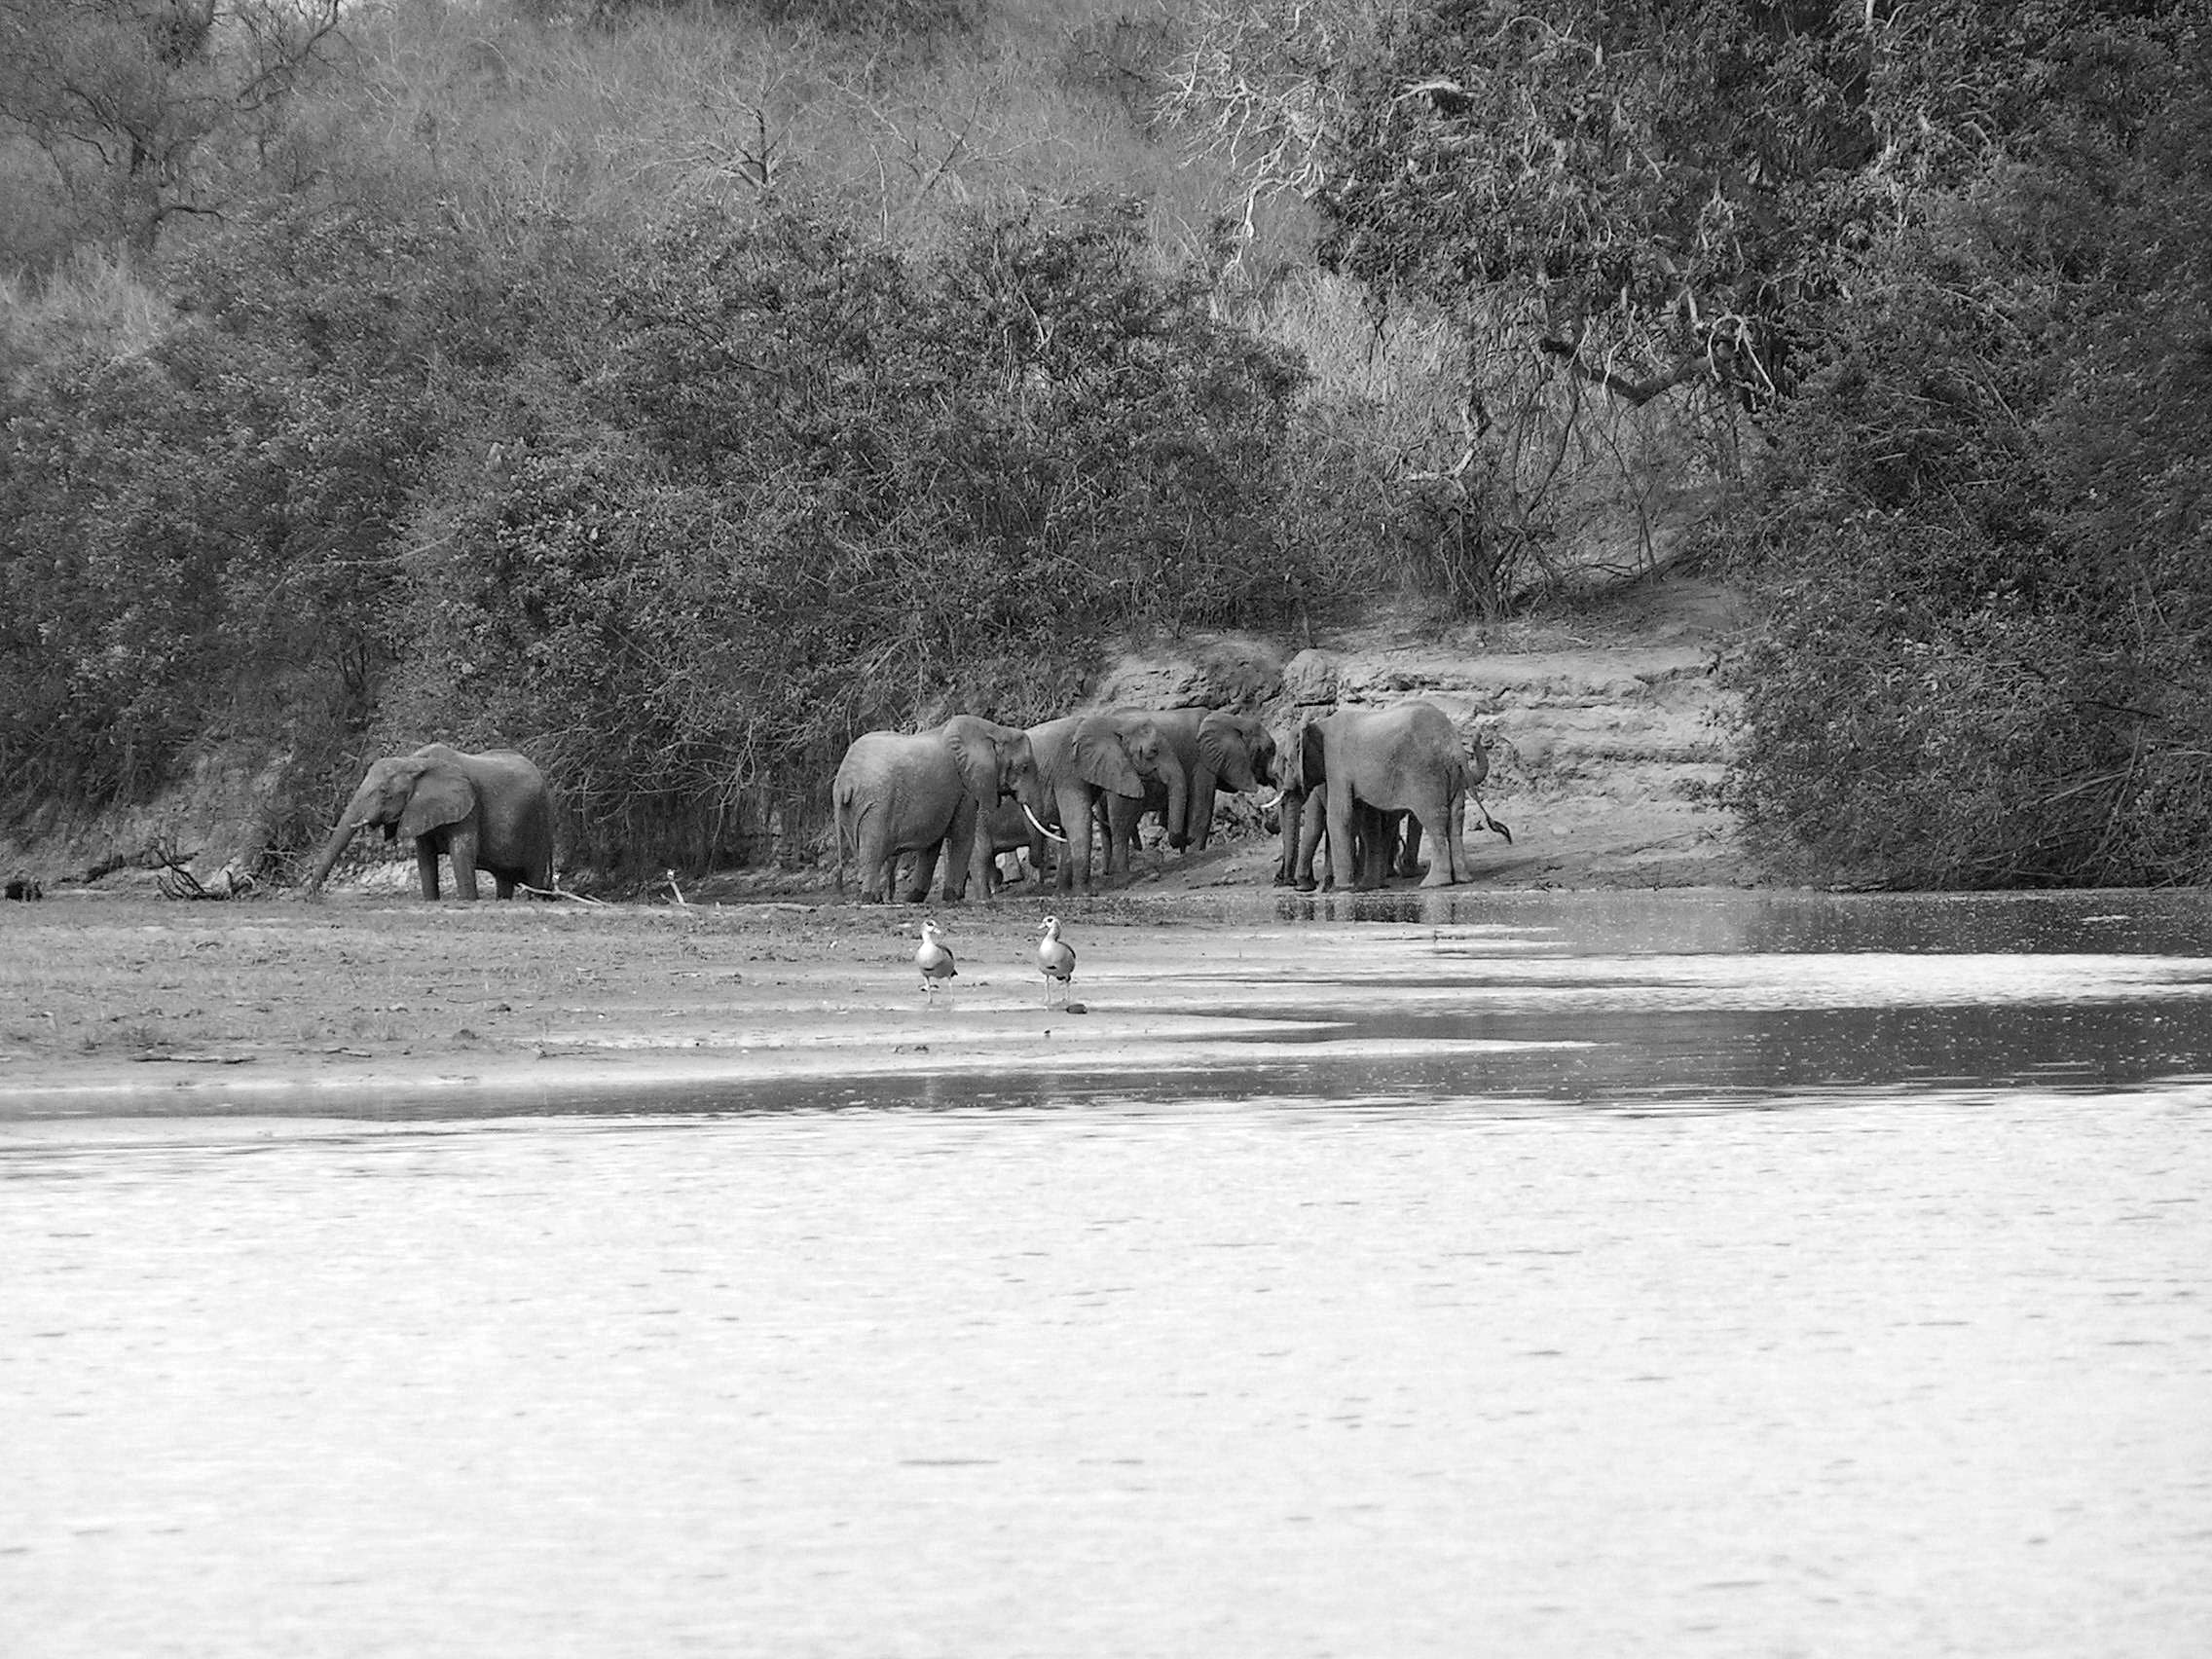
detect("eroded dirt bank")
(1086, 571), (1747, 896)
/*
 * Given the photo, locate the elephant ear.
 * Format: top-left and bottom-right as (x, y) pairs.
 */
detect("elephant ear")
(1198, 714), (1259, 793)
(940, 717), (1002, 802)
(398, 758), (473, 841)
(1075, 719), (1145, 798)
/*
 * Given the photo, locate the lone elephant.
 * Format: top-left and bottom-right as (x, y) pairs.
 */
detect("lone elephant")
(305, 744), (555, 900)
(832, 715), (1053, 903)
(1099, 707), (1278, 868)
(1278, 702), (1507, 892)
(1025, 712), (1177, 894)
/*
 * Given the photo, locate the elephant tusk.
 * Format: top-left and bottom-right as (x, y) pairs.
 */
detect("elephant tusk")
(1256, 792), (1284, 811)
(1022, 802), (1069, 844)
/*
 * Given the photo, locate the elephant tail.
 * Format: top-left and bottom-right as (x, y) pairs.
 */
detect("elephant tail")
(831, 775), (857, 895)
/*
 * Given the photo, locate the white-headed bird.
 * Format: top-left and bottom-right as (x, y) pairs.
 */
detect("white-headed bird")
(915, 918), (957, 1002)
(1037, 914), (1076, 1006)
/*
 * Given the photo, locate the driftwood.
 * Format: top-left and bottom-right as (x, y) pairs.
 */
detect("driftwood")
(153, 843), (256, 902)
(517, 883), (608, 905)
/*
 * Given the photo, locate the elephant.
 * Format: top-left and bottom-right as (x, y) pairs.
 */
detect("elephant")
(1023, 712), (1178, 894)
(304, 744), (555, 900)
(831, 715), (1054, 903)
(978, 799), (1042, 892)
(1098, 707), (1278, 868)
(1276, 702), (1508, 892)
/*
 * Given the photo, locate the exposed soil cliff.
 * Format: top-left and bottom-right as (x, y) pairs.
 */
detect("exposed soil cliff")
(1082, 571), (1751, 894)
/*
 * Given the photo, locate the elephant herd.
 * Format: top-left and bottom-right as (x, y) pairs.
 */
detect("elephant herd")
(300, 702), (1507, 903)
(830, 700), (1509, 904)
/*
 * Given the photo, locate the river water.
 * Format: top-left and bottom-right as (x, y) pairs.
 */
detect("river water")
(6, 890), (2212, 1657)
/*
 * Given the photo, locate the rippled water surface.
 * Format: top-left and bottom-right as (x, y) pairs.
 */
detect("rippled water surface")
(7, 891), (2212, 1657)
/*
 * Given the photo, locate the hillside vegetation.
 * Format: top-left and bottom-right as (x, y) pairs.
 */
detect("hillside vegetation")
(4, 1), (2209, 890)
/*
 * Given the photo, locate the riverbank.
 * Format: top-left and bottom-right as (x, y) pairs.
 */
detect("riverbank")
(0, 572), (1757, 1105)
(1, 572), (1753, 906)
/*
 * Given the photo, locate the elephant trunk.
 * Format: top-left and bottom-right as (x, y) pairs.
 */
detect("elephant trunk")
(304, 804), (366, 894)
(1163, 760), (1189, 850)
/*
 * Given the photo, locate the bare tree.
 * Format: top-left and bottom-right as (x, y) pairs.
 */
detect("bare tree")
(0, 0), (345, 260)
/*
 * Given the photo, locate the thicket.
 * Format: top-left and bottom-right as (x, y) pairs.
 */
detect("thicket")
(1712, 4), (2212, 886)
(5, 0), (2211, 888)
(1, 190), (1310, 869)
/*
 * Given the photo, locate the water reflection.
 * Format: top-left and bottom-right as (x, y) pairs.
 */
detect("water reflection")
(1272, 883), (2212, 957)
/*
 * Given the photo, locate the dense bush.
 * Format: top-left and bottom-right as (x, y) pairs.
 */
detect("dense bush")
(404, 202), (1306, 870)
(1716, 6), (2212, 886)
(0, 199), (587, 818)
(2, 190), (1309, 873)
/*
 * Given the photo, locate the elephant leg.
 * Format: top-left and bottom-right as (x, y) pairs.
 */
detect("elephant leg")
(1103, 795), (1142, 878)
(903, 840), (943, 904)
(958, 800), (1000, 901)
(1293, 791), (1327, 891)
(1277, 792), (1317, 888)
(1438, 790), (1471, 885)
(1397, 813), (1425, 880)
(448, 831), (482, 900)
(494, 871), (518, 899)
(1413, 798), (1456, 887)
(1186, 784), (1215, 853)
(1055, 790), (1094, 894)
(415, 838), (442, 901)
(1328, 785), (1370, 892)
(855, 826), (892, 903)
(1354, 804), (1387, 888)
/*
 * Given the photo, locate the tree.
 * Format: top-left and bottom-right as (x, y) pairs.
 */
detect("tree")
(1309, 1), (1884, 413)
(0, 0), (343, 262)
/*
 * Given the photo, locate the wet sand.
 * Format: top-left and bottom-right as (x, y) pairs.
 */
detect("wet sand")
(0, 887), (1483, 1109)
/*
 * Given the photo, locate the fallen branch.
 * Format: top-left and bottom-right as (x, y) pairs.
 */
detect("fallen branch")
(518, 883), (608, 905)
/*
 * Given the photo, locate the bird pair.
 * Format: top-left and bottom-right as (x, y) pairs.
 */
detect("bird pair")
(915, 916), (1076, 1006)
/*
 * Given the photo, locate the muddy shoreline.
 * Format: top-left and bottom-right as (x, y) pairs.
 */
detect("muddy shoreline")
(0, 880), (1592, 1107)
